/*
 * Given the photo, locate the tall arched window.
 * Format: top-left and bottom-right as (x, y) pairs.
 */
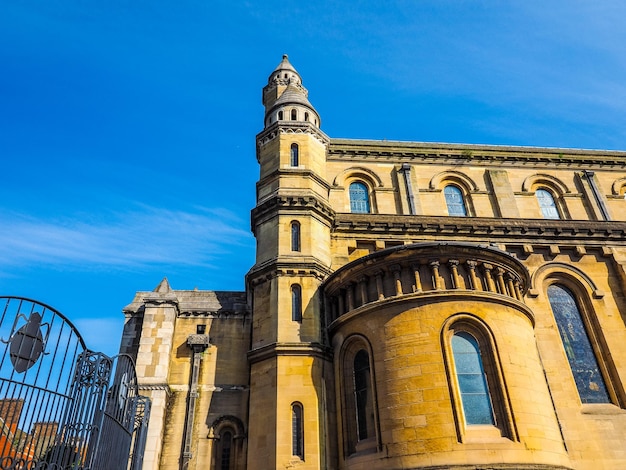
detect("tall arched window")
(304, 112), (309, 121)
(547, 285), (610, 403)
(349, 182), (370, 213)
(291, 221), (301, 252)
(278, 110), (283, 120)
(219, 430), (233, 470)
(536, 189), (560, 219)
(451, 332), (495, 425)
(444, 185), (467, 216)
(291, 109), (297, 120)
(291, 284), (302, 322)
(290, 143), (299, 167)
(292, 403), (304, 459)
(354, 350), (375, 440)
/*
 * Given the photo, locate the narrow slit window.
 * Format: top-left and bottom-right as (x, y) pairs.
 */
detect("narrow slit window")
(536, 189), (560, 219)
(291, 109), (297, 120)
(304, 112), (309, 121)
(292, 403), (304, 459)
(349, 182), (370, 214)
(278, 110), (283, 120)
(220, 430), (232, 470)
(291, 221), (301, 252)
(547, 285), (610, 403)
(290, 143), (299, 166)
(292, 284), (302, 322)
(354, 350), (375, 440)
(444, 185), (467, 216)
(452, 332), (495, 425)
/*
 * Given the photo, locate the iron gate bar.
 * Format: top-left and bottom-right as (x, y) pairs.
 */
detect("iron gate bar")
(0, 297), (150, 470)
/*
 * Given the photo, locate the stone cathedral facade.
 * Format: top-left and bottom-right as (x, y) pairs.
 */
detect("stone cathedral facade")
(121, 56), (626, 470)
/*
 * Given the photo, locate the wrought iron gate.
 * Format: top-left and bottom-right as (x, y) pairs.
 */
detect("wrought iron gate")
(0, 296), (150, 469)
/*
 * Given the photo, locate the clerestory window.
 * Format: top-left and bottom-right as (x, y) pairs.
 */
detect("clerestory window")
(349, 182), (370, 214)
(536, 189), (560, 219)
(444, 185), (467, 216)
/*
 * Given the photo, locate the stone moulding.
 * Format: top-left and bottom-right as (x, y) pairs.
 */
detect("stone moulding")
(247, 342), (332, 364)
(256, 121), (330, 155)
(328, 138), (626, 169)
(323, 242), (531, 325)
(333, 214), (626, 244)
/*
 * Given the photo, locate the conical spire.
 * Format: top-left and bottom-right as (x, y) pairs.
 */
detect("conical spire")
(262, 55), (320, 129)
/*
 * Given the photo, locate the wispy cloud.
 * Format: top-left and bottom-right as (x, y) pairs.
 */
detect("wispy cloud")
(0, 204), (253, 273)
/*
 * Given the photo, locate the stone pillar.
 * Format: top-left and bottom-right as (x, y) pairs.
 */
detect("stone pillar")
(129, 279), (178, 470)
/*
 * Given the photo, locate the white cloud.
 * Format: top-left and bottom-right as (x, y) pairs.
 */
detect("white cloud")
(0, 205), (253, 273)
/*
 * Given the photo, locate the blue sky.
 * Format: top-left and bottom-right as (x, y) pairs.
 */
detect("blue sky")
(1, 1), (625, 355)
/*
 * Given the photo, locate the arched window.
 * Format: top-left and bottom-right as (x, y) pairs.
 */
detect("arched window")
(291, 284), (302, 322)
(291, 109), (297, 120)
(451, 332), (495, 425)
(219, 430), (233, 470)
(547, 285), (610, 403)
(291, 221), (300, 252)
(290, 143), (299, 167)
(444, 185), (467, 216)
(349, 182), (370, 213)
(354, 350), (375, 440)
(278, 110), (283, 120)
(304, 112), (309, 121)
(292, 403), (304, 459)
(536, 189), (560, 219)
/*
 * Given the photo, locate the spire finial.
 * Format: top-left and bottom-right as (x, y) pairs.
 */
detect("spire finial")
(283, 54), (288, 60)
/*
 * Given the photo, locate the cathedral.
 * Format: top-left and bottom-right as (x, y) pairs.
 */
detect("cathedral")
(120, 55), (626, 470)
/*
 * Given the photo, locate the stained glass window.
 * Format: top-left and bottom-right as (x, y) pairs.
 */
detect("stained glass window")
(547, 285), (610, 403)
(349, 182), (370, 213)
(444, 185), (467, 216)
(452, 332), (495, 425)
(536, 189), (560, 219)
(292, 403), (304, 458)
(354, 350), (374, 440)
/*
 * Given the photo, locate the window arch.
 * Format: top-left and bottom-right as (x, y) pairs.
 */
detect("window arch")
(278, 110), (283, 120)
(304, 112), (309, 121)
(290, 143), (299, 167)
(536, 188), (560, 219)
(349, 182), (371, 213)
(291, 284), (302, 322)
(443, 317), (515, 441)
(291, 109), (297, 120)
(547, 284), (610, 403)
(451, 332), (494, 425)
(444, 185), (467, 216)
(292, 402), (304, 459)
(290, 221), (300, 252)
(340, 336), (379, 456)
(209, 416), (245, 470)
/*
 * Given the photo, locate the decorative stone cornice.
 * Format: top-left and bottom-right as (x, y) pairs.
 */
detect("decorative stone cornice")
(252, 193), (336, 231)
(247, 342), (332, 364)
(328, 138), (626, 169)
(256, 122), (330, 153)
(246, 257), (333, 286)
(178, 309), (250, 318)
(257, 168), (332, 195)
(333, 214), (626, 245)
